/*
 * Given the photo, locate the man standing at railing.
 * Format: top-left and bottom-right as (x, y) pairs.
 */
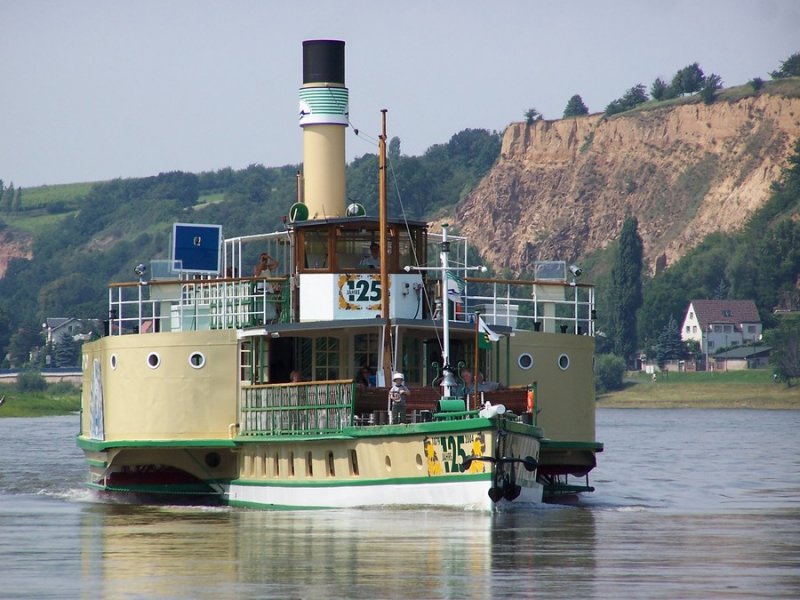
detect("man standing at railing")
(388, 372), (410, 424)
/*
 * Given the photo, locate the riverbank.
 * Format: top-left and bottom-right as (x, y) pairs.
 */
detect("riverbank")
(597, 370), (800, 409)
(0, 386), (80, 417)
(2, 370), (798, 416)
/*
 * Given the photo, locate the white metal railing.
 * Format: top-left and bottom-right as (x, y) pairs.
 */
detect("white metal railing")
(105, 277), (286, 335)
(461, 278), (595, 336)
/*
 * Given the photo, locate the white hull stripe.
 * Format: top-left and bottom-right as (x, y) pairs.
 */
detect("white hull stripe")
(225, 479), (543, 511)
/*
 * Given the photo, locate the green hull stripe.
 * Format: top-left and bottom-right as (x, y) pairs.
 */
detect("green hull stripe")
(229, 472), (491, 489)
(86, 482), (221, 496)
(77, 436), (237, 452)
(540, 439), (604, 452)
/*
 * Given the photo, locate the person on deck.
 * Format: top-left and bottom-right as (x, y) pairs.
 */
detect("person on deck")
(360, 242), (380, 269)
(388, 372), (410, 424)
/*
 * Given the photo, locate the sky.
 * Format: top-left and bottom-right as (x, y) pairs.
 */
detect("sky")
(1, 0), (799, 188)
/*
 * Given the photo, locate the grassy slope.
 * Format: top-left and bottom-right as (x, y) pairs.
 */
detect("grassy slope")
(598, 370), (800, 409)
(0, 387), (81, 417)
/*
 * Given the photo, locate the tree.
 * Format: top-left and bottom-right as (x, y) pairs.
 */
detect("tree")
(595, 353), (626, 393)
(4, 182), (14, 212)
(388, 136), (401, 159)
(607, 217), (644, 365)
(605, 84), (648, 116)
(13, 187), (22, 211)
(54, 331), (79, 367)
(764, 315), (800, 386)
(650, 77), (669, 101)
(700, 73), (723, 105)
(524, 108), (542, 125)
(7, 326), (43, 368)
(654, 316), (684, 369)
(749, 77), (764, 91)
(0, 179), (4, 211)
(671, 63), (706, 95)
(563, 94), (589, 118)
(770, 52), (800, 79)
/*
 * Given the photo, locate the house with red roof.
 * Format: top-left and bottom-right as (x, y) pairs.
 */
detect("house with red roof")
(680, 299), (763, 369)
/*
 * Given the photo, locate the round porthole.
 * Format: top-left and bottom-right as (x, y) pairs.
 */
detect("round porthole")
(110, 354), (118, 370)
(189, 352), (206, 369)
(147, 352), (161, 369)
(558, 353), (570, 371)
(518, 352), (534, 370)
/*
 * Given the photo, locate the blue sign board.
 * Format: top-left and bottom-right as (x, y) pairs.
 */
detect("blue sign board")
(171, 223), (222, 273)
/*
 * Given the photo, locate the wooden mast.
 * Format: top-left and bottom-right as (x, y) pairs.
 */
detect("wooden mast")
(378, 109), (392, 386)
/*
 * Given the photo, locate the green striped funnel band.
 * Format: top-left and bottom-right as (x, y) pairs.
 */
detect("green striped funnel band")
(299, 86), (349, 126)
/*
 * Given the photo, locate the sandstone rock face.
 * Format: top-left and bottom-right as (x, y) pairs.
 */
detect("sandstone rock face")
(457, 95), (800, 275)
(0, 229), (32, 278)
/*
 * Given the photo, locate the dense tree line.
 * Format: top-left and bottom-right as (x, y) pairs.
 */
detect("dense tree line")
(0, 129), (501, 367)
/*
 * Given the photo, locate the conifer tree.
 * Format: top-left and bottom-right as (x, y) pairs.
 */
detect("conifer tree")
(3, 183), (13, 212)
(608, 217), (644, 365)
(563, 94), (589, 118)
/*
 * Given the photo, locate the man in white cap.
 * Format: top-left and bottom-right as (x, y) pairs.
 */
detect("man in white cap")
(388, 372), (410, 424)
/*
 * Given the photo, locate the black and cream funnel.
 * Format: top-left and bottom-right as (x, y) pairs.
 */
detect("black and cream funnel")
(299, 39), (349, 219)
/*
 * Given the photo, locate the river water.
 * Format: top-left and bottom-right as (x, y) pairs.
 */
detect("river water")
(0, 409), (798, 599)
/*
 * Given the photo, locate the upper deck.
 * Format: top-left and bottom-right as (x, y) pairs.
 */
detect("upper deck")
(103, 218), (595, 338)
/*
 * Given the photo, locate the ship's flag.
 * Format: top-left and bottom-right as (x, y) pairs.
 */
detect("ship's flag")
(478, 315), (501, 343)
(446, 269), (465, 303)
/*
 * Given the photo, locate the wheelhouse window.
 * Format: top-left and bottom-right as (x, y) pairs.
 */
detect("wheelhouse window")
(302, 230), (329, 270)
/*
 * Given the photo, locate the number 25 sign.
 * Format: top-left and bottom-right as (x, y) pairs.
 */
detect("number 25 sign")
(338, 274), (381, 311)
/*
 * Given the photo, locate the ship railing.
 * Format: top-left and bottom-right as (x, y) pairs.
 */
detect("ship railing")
(105, 276), (289, 335)
(461, 277), (596, 335)
(239, 380), (355, 436)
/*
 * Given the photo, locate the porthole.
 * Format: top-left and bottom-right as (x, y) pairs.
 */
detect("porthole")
(110, 354), (118, 370)
(147, 352), (161, 369)
(558, 353), (570, 371)
(189, 351), (206, 369)
(518, 352), (534, 370)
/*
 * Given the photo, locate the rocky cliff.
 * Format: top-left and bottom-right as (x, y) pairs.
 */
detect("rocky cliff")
(457, 93), (800, 275)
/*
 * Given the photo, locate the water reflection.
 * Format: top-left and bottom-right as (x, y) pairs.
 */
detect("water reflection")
(79, 504), (598, 599)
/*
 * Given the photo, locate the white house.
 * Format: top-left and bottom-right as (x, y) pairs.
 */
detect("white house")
(681, 299), (762, 368)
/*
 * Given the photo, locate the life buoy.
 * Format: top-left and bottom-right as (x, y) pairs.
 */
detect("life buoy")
(526, 388), (535, 413)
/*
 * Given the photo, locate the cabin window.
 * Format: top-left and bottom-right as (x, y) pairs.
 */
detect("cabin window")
(303, 230), (329, 270)
(306, 452), (313, 477)
(335, 230), (388, 271)
(110, 354), (117, 370)
(327, 451), (336, 477)
(315, 336), (340, 380)
(147, 352), (161, 369)
(397, 229), (419, 270)
(252, 337), (269, 384)
(401, 337), (423, 384)
(558, 353), (570, 371)
(240, 341), (252, 382)
(518, 353), (534, 370)
(289, 452), (296, 477)
(354, 333), (379, 378)
(189, 351), (206, 369)
(349, 449), (359, 476)
(293, 337), (313, 381)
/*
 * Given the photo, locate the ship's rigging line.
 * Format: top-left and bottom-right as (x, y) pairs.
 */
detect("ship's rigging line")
(347, 114), (452, 375)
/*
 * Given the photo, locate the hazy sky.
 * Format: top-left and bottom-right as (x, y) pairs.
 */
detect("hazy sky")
(2, 0), (798, 188)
